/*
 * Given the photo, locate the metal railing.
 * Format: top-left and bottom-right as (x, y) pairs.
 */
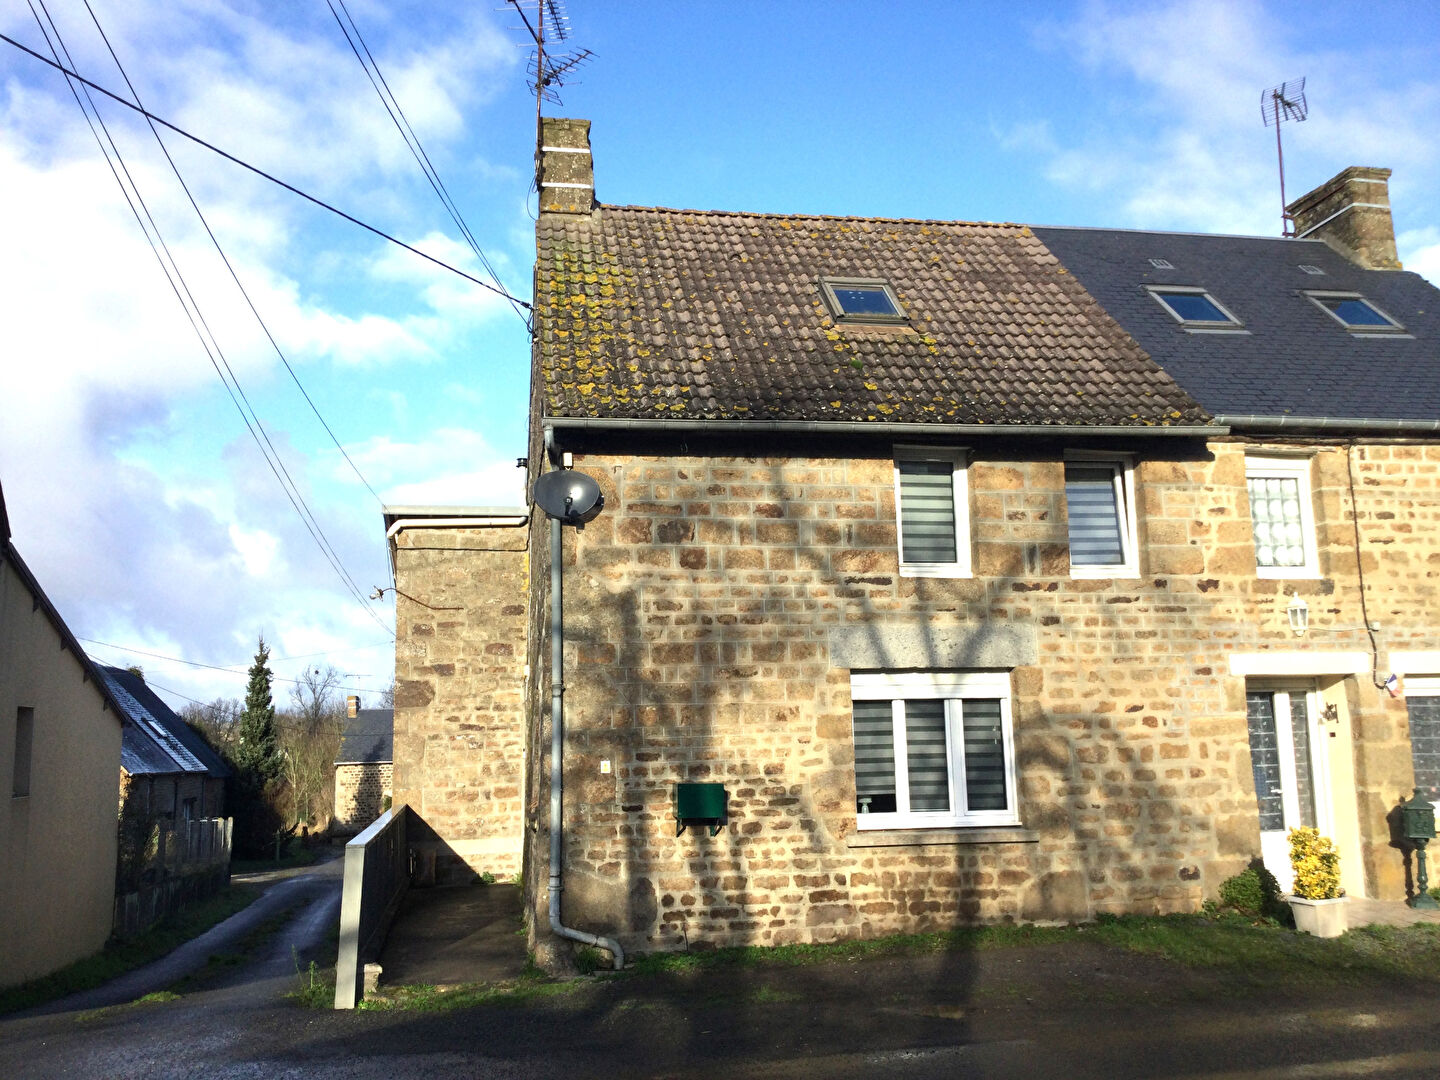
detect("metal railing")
(334, 804), (409, 1009)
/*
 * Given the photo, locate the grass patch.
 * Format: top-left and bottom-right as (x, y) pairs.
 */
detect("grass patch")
(357, 972), (582, 1013)
(287, 959), (336, 1009)
(231, 846), (321, 875)
(0, 885), (260, 1016)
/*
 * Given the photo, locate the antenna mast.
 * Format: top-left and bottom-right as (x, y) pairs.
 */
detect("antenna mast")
(1261, 77), (1309, 236)
(507, 0), (593, 140)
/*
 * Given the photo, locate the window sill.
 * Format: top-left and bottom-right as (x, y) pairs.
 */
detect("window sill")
(1256, 567), (1322, 580)
(899, 564), (972, 579)
(847, 826), (1038, 848)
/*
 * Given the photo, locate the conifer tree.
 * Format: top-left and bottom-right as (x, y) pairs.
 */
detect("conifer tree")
(235, 635), (283, 782)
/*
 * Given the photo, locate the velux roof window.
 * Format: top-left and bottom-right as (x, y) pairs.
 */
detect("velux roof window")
(1146, 286), (1243, 330)
(1305, 292), (1404, 333)
(819, 278), (906, 324)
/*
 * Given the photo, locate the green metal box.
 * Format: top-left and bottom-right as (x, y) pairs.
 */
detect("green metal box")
(674, 782), (727, 836)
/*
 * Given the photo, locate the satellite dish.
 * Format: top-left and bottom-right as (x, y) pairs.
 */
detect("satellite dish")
(533, 469), (603, 523)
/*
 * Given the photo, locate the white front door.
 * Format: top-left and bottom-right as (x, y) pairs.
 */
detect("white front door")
(1246, 684), (1332, 893)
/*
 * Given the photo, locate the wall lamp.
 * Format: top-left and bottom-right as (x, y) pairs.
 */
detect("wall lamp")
(1287, 592), (1309, 636)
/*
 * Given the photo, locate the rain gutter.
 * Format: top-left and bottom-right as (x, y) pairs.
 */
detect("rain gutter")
(1215, 414), (1440, 434)
(545, 417), (1227, 438)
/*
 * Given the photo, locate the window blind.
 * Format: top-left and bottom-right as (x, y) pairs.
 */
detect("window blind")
(898, 458), (956, 564)
(1066, 464), (1124, 566)
(904, 700), (950, 811)
(962, 699), (1007, 811)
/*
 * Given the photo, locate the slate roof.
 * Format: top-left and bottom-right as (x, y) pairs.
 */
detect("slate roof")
(104, 666), (230, 778)
(537, 207), (1210, 428)
(335, 708), (393, 766)
(1033, 227), (1440, 422)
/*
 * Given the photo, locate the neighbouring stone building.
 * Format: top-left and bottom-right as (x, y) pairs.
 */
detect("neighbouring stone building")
(1, 481), (125, 989)
(332, 696), (394, 834)
(387, 119), (1440, 967)
(108, 665), (228, 823)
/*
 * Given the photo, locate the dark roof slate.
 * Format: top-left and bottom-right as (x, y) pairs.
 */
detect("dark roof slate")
(104, 666), (230, 778)
(1033, 227), (1440, 421)
(537, 207), (1209, 427)
(335, 708), (393, 766)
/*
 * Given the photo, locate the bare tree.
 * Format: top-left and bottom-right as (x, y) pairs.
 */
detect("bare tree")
(277, 666), (346, 829)
(181, 697), (242, 755)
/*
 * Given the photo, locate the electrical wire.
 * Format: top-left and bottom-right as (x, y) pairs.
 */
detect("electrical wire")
(30, 1), (391, 638)
(80, 637), (388, 689)
(327, 0), (530, 328)
(0, 30), (532, 310)
(84, 0), (386, 508)
(77, 0), (389, 620)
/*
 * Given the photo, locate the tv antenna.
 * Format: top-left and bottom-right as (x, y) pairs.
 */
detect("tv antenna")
(1261, 77), (1308, 236)
(507, 0), (594, 134)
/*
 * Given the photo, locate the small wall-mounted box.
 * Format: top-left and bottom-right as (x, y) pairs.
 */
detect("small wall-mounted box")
(673, 781), (727, 836)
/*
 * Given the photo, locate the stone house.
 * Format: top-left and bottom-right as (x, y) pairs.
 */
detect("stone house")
(388, 120), (1440, 966)
(1, 480), (126, 989)
(332, 696), (393, 834)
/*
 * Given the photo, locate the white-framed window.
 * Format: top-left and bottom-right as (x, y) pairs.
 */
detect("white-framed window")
(1146, 286), (1245, 331)
(850, 671), (1018, 830)
(894, 446), (970, 578)
(1064, 454), (1139, 578)
(1246, 455), (1319, 579)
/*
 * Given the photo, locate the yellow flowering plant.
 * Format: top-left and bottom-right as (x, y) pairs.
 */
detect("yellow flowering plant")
(1288, 826), (1342, 900)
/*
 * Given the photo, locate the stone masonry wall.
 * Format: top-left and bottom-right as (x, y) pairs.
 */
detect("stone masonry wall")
(333, 762), (393, 832)
(392, 522), (530, 884)
(524, 438), (1440, 956)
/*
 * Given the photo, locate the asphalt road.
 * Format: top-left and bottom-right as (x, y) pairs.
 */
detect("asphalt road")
(5, 870), (1440, 1080)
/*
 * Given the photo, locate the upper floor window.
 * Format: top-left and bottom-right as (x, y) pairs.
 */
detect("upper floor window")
(1304, 292), (1404, 334)
(1147, 286), (1243, 330)
(851, 671), (1018, 830)
(1065, 455), (1139, 578)
(820, 278), (906, 325)
(894, 446), (970, 578)
(1246, 456), (1319, 578)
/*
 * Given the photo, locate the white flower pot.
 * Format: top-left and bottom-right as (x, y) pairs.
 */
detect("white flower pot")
(1289, 895), (1346, 938)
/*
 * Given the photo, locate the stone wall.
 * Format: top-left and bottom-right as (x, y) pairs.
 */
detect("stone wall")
(521, 436), (1440, 956)
(391, 521), (530, 884)
(333, 762), (393, 832)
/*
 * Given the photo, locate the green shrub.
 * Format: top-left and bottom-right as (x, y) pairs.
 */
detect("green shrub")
(1218, 862), (1285, 917)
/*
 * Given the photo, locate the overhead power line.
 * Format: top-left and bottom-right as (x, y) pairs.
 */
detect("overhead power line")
(0, 30), (532, 310)
(81, 636), (391, 689)
(327, 0), (530, 327)
(29, 0), (390, 637)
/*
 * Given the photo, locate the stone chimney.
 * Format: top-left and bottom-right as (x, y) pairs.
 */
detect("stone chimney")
(538, 117), (594, 214)
(346, 695), (359, 718)
(1287, 166), (1401, 270)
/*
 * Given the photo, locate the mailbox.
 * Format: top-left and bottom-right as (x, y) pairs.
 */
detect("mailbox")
(1403, 788), (1437, 841)
(674, 782), (727, 836)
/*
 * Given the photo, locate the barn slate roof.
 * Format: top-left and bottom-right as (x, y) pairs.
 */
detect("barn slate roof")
(335, 708), (393, 766)
(1033, 227), (1440, 423)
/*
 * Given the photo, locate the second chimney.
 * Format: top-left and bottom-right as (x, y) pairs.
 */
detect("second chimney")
(1287, 166), (1401, 270)
(346, 695), (359, 718)
(538, 117), (594, 215)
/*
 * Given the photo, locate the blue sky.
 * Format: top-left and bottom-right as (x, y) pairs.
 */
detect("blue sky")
(2, 0), (1437, 708)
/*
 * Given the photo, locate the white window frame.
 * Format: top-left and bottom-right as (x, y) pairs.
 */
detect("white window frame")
(1146, 285), (1245, 331)
(1303, 291), (1405, 335)
(850, 671), (1019, 830)
(893, 445), (970, 578)
(1064, 452), (1139, 579)
(1245, 455), (1320, 580)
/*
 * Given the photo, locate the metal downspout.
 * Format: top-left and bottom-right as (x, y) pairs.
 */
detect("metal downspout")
(544, 434), (624, 970)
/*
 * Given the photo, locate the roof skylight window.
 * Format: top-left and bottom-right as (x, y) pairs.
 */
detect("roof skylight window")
(1146, 286), (1243, 330)
(819, 278), (906, 324)
(1298, 264), (1326, 276)
(1148, 258), (1175, 269)
(1305, 292), (1404, 333)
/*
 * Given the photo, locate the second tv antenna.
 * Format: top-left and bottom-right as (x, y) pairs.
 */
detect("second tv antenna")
(1262, 77), (1308, 236)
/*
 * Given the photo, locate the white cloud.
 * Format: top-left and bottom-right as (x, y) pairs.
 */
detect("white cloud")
(1028, 0), (1440, 235)
(1400, 227), (1440, 286)
(341, 427), (528, 508)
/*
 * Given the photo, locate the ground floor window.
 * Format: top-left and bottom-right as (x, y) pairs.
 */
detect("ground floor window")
(1406, 677), (1440, 805)
(850, 671), (1018, 829)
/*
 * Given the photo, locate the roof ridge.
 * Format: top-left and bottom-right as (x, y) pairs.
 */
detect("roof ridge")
(599, 203), (1029, 229)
